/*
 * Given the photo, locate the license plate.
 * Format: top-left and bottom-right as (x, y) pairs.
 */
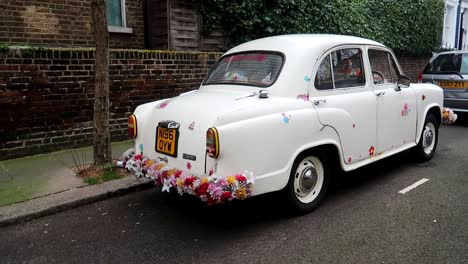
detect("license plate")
(155, 127), (178, 157)
(437, 81), (468, 89)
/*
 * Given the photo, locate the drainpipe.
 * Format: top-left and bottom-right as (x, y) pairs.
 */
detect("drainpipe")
(455, 0), (461, 49)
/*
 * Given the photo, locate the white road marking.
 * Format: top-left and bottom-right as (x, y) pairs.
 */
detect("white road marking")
(398, 178), (430, 194)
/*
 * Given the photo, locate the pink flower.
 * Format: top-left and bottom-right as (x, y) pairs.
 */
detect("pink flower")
(186, 162), (192, 170)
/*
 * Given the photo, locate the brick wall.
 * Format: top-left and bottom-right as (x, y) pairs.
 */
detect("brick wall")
(397, 56), (430, 82)
(0, 0), (145, 49)
(0, 48), (221, 160)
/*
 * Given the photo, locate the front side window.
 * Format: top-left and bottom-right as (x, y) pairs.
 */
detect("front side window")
(368, 49), (398, 84)
(106, 0), (125, 27)
(204, 52), (284, 87)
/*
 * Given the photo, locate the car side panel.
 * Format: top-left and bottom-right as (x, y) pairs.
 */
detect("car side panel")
(212, 106), (342, 196)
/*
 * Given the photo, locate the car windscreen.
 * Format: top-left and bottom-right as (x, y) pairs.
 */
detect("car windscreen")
(204, 52), (284, 87)
(423, 53), (468, 75)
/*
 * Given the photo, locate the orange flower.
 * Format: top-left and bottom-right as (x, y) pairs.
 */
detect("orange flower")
(226, 175), (236, 185)
(201, 177), (208, 184)
(145, 160), (154, 167)
(155, 164), (165, 170)
(236, 187), (247, 200)
(176, 179), (184, 187)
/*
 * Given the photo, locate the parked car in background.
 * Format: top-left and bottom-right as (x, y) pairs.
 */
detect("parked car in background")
(420, 51), (468, 112)
(123, 34), (443, 214)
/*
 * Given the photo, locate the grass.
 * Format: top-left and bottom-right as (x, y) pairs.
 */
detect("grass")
(82, 166), (125, 185)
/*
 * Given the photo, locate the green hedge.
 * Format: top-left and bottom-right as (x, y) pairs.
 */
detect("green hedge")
(201, 0), (444, 56)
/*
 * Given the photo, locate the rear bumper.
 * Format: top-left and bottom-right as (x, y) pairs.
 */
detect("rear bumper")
(120, 148), (255, 204)
(444, 98), (468, 112)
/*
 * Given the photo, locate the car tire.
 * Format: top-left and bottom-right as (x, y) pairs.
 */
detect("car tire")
(413, 113), (439, 162)
(284, 151), (330, 214)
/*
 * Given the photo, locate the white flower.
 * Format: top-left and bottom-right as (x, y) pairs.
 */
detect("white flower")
(162, 178), (172, 192)
(135, 170), (144, 178)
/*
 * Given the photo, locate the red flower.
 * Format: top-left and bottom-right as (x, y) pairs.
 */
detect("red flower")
(369, 146), (375, 157)
(221, 191), (232, 201)
(235, 175), (247, 182)
(184, 176), (196, 187)
(174, 170), (182, 178)
(195, 182), (209, 196)
(134, 154), (143, 160)
(209, 168), (214, 176)
(206, 194), (215, 205)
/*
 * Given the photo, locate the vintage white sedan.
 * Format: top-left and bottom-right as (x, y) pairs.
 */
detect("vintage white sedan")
(122, 34), (443, 213)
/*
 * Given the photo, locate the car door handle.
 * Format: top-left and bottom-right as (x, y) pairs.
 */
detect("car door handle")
(313, 99), (327, 105)
(375, 91), (386, 97)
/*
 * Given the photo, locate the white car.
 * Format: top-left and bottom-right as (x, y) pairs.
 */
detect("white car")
(123, 34), (443, 213)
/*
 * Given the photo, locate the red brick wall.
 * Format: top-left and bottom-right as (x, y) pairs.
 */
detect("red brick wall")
(0, 48), (221, 160)
(0, 0), (145, 49)
(397, 56), (430, 82)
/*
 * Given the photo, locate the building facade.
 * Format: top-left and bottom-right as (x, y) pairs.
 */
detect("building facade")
(443, 0), (468, 50)
(0, 0), (225, 51)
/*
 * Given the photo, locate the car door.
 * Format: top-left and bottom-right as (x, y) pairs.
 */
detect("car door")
(311, 46), (378, 164)
(367, 48), (417, 154)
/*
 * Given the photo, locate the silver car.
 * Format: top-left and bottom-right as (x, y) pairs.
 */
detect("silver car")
(420, 51), (468, 112)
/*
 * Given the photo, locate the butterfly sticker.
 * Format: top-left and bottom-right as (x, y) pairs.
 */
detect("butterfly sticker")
(281, 112), (292, 124)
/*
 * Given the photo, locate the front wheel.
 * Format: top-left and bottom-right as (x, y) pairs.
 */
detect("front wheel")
(413, 113), (439, 161)
(285, 151), (330, 214)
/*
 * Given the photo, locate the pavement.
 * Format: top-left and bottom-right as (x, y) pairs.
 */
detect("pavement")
(0, 140), (145, 226)
(0, 116), (467, 263)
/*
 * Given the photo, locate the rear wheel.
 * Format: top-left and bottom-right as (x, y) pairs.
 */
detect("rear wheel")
(413, 114), (439, 161)
(285, 151), (330, 214)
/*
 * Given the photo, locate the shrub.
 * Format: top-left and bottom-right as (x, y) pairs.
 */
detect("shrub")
(201, 0), (444, 56)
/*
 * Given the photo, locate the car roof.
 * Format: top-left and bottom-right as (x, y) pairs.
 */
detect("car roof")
(225, 34), (385, 56)
(433, 50), (468, 56)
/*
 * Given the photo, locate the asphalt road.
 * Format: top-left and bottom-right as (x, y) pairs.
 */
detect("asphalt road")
(1, 117), (467, 264)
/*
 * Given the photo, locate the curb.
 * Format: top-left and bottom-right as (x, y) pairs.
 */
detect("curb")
(0, 177), (153, 227)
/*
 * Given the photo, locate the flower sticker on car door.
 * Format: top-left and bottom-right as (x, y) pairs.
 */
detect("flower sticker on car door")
(401, 103), (410, 117)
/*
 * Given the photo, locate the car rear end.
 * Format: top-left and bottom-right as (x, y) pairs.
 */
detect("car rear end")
(420, 51), (468, 112)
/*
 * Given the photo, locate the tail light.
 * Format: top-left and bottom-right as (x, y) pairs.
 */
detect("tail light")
(417, 71), (423, 83)
(128, 115), (137, 138)
(206, 128), (219, 158)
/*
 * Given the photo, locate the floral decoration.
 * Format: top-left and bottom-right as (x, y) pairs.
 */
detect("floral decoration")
(442, 107), (457, 125)
(157, 100), (170, 109)
(296, 93), (309, 101)
(401, 103), (410, 117)
(369, 146), (375, 157)
(120, 149), (255, 204)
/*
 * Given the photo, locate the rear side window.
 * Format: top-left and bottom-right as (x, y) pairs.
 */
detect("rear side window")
(424, 54), (463, 74)
(314, 48), (365, 90)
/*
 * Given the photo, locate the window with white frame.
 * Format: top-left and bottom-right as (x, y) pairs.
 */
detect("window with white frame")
(106, 0), (132, 33)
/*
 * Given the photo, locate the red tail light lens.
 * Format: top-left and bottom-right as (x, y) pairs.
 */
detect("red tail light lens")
(417, 71), (423, 83)
(128, 115), (137, 138)
(206, 128), (219, 159)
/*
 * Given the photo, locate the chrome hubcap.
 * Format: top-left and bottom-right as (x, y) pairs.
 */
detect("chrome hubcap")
(299, 166), (317, 194)
(293, 157), (324, 204)
(422, 122), (436, 154)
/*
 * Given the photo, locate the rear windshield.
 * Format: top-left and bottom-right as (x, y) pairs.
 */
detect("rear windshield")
(204, 52), (284, 87)
(423, 53), (468, 74)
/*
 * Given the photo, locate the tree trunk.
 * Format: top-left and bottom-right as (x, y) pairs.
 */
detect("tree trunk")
(91, 0), (111, 166)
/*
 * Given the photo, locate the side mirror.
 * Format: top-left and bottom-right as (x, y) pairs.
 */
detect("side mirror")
(397, 75), (411, 89)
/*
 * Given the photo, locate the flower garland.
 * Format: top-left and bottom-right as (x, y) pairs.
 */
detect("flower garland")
(442, 107), (457, 125)
(120, 149), (255, 204)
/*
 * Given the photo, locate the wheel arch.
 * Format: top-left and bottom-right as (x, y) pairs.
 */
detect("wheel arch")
(416, 104), (441, 144)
